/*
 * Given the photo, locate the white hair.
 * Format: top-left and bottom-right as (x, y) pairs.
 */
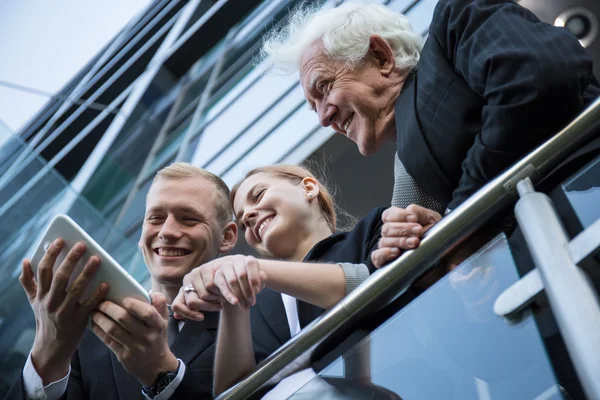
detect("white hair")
(262, 1), (424, 74)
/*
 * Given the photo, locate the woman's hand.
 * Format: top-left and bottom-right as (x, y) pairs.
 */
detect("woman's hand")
(171, 255), (267, 320)
(371, 205), (441, 268)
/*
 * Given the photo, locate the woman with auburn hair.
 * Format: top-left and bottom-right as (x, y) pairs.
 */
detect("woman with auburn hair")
(172, 164), (439, 397)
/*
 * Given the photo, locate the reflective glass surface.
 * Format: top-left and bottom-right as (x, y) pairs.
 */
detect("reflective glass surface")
(288, 235), (563, 400)
(0, 140), (147, 396)
(114, 177), (154, 234)
(82, 99), (172, 214)
(562, 156), (600, 229)
(0, 135), (25, 177)
(192, 72), (299, 168)
(0, 119), (12, 148)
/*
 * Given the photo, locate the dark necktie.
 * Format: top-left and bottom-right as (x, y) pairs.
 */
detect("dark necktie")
(167, 307), (179, 347)
(392, 152), (446, 215)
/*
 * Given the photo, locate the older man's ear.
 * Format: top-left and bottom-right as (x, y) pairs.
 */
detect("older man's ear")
(368, 34), (396, 76)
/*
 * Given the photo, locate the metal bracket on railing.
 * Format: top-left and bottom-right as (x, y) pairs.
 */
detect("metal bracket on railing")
(494, 268), (545, 321)
(493, 177), (600, 400)
(494, 212), (600, 320)
(502, 164), (539, 194)
(568, 217), (600, 271)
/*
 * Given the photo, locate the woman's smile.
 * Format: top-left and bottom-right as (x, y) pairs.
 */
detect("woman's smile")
(256, 214), (275, 242)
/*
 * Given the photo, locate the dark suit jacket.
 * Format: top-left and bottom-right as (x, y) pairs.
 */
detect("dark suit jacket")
(396, 0), (600, 211)
(6, 316), (220, 400)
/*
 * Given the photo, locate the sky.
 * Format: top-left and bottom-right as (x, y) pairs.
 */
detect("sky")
(0, 0), (152, 143)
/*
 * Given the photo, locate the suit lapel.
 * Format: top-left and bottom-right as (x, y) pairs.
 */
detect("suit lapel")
(111, 352), (144, 399)
(395, 72), (455, 206)
(170, 314), (219, 365)
(256, 289), (291, 344)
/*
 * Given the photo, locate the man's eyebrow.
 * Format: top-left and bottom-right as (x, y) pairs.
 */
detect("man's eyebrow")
(145, 205), (202, 216)
(305, 72), (323, 111)
(145, 206), (163, 215)
(176, 205), (202, 215)
(308, 72), (322, 91)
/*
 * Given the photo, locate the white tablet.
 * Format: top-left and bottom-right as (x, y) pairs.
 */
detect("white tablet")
(30, 214), (151, 305)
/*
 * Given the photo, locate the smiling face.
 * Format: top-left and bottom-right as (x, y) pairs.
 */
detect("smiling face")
(299, 38), (405, 156)
(140, 176), (236, 288)
(232, 172), (328, 260)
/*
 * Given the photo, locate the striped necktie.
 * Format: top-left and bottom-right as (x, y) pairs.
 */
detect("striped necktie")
(167, 306), (179, 347)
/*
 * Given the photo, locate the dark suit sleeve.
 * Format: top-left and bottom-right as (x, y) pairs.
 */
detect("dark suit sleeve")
(3, 351), (84, 400)
(63, 351), (84, 399)
(431, 0), (596, 209)
(172, 367), (213, 399)
(362, 207), (387, 273)
(3, 372), (28, 400)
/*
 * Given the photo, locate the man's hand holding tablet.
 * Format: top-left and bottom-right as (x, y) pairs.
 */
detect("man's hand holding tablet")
(23, 214), (151, 384)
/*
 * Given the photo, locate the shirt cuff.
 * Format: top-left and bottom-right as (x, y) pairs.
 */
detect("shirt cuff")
(142, 359), (186, 400)
(339, 263), (370, 295)
(23, 351), (70, 400)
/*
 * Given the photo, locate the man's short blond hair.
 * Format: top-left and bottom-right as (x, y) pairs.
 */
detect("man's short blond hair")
(152, 162), (232, 226)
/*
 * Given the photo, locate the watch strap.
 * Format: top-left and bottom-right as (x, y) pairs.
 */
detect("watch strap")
(142, 361), (180, 399)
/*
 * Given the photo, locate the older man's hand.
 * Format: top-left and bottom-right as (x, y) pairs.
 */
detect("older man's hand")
(172, 255), (267, 321)
(371, 205), (442, 268)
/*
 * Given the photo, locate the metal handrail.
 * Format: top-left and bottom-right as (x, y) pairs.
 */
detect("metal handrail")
(218, 97), (600, 400)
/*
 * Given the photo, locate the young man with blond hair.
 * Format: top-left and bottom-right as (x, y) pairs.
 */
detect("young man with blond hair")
(6, 163), (243, 400)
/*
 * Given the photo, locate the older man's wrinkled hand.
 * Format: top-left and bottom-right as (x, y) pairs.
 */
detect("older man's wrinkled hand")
(371, 205), (442, 268)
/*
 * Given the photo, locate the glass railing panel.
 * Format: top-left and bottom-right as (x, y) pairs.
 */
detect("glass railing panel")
(286, 234), (565, 400)
(562, 156), (600, 229)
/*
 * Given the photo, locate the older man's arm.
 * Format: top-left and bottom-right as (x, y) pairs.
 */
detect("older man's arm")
(432, 0), (597, 210)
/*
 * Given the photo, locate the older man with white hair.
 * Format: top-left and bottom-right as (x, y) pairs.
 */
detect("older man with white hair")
(263, 0), (600, 267)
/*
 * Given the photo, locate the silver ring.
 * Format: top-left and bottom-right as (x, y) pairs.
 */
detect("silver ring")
(183, 285), (197, 294)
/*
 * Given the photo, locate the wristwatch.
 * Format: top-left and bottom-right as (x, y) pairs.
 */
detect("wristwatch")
(142, 361), (180, 399)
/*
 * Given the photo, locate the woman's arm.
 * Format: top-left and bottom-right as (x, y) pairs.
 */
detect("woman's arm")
(259, 259), (368, 309)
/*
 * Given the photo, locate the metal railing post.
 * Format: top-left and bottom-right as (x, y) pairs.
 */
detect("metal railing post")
(514, 178), (600, 399)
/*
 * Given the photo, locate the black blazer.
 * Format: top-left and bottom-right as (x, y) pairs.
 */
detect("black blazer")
(6, 317), (220, 400)
(396, 0), (600, 211)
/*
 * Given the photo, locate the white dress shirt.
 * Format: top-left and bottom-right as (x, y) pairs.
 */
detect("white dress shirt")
(280, 293), (301, 337)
